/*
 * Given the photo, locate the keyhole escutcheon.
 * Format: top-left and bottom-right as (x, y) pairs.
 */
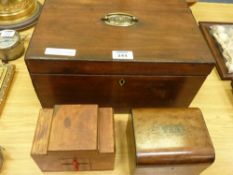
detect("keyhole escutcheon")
(119, 78), (126, 87)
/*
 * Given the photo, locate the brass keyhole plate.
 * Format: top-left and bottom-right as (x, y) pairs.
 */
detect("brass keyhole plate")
(119, 79), (126, 87)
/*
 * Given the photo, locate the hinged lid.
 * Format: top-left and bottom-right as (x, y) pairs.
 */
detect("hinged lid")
(132, 108), (215, 165)
(26, 0), (214, 76)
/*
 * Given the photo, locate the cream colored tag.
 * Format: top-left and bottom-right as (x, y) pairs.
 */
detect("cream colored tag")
(45, 48), (76, 57)
(112, 51), (134, 60)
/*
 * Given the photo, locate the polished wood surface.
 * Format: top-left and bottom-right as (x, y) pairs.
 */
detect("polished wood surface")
(26, 0), (213, 64)
(129, 108), (214, 175)
(131, 108), (214, 175)
(0, 2), (233, 175)
(31, 74), (206, 107)
(132, 108), (214, 166)
(25, 0), (214, 108)
(26, 59), (213, 76)
(31, 105), (115, 171)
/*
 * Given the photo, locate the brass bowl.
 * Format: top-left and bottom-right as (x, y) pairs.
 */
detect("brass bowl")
(0, 0), (42, 30)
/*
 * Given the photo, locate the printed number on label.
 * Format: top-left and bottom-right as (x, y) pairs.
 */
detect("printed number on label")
(112, 51), (134, 60)
(1, 30), (16, 38)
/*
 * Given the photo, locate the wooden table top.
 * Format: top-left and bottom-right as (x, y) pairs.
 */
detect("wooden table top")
(0, 2), (233, 175)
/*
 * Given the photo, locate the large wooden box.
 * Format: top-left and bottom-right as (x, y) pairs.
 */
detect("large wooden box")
(31, 105), (115, 171)
(130, 108), (215, 175)
(25, 0), (214, 108)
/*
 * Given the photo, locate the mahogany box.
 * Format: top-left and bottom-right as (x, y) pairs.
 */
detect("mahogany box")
(25, 0), (214, 108)
(130, 108), (215, 175)
(31, 105), (115, 171)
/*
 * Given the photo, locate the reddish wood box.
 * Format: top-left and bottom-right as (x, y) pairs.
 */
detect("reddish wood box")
(31, 105), (115, 171)
(130, 108), (215, 175)
(25, 0), (214, 108)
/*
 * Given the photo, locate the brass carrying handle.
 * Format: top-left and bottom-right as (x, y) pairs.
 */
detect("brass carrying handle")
(101, 12), (138, 27)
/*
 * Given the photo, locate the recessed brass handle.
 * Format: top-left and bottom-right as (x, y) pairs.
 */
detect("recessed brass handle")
(119, 78), (126, 87)
(101, 12), (138, 27)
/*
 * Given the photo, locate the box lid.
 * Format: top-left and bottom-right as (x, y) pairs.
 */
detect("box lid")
(132, 108), (215, 165)
(25, 0), (214, 76)
(31, 105), (115, 157)
(48, 105), (98, 152)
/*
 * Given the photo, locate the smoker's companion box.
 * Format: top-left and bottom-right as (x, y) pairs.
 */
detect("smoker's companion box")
(31, 105), (115, 171)
(25, 0), (214, 108)
(130, 108), (215, 175)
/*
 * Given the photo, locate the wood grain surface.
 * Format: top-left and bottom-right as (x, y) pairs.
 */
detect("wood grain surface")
(31, 109), (53, 155)
(132, 108), (215, 165)
(26, 0), (213, 64)
(31, 105), (115, 171)
(0, 2), (233, 175)
(25, 0), (214, 108)
(31, 74), (207, 108)
(48, 105), (98, 152)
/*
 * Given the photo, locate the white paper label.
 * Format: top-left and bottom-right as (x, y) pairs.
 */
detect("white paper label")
(1, 30), (16, 38)
(45, 48), (76, 57)
(112, 51), (134, 60)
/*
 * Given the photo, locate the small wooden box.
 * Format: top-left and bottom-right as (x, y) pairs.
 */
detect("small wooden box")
(31, 105), (115, 171)
(131, 108), (215, 175)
